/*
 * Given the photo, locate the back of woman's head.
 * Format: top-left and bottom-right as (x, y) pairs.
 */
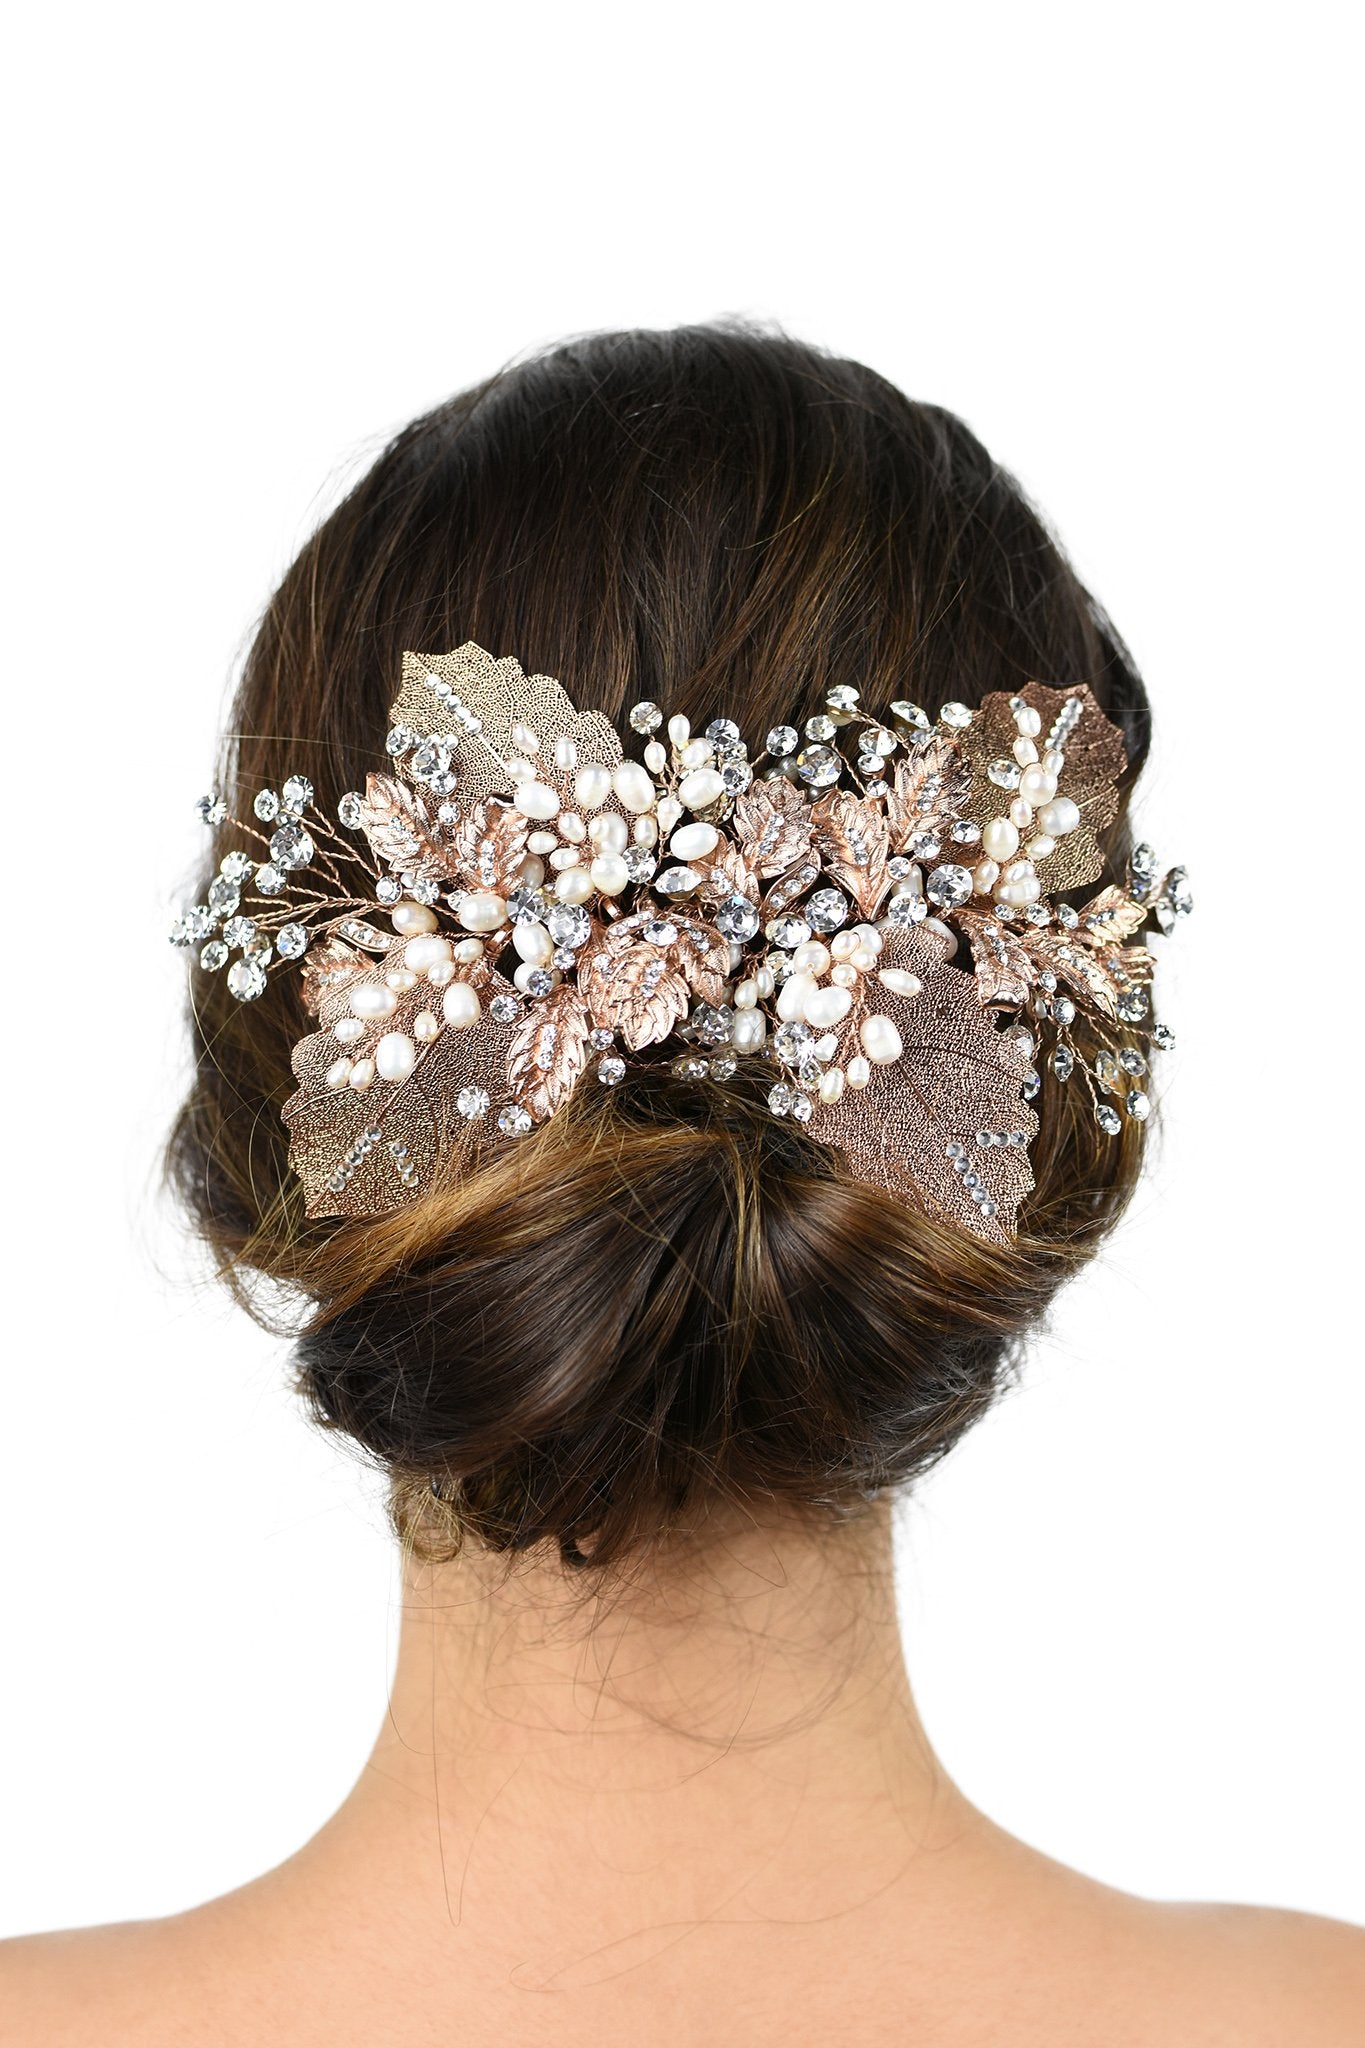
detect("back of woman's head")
(169, 321), (1151, 1572)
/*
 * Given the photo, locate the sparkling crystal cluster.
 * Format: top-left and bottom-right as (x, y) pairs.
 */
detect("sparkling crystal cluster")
(172, 643), (1188, 1239)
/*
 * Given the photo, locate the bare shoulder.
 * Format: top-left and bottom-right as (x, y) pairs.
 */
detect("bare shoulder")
(0, 1918), (215, 2048)
(1150, 1899), (1365, 2043)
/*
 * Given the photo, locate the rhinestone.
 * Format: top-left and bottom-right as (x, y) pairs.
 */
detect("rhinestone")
(1053, 1044), (1075, 1081)
(1006, 1025), (1036, 1058)
(655, 864), (701, 896)
(221, 915), (256, 946)
(768, 1083), (793, 1116)
(961, 1171), (981, 1191)
(188, 905), (216, 940)
(376, 877), (401, 904)
(978, 1198), (997, 1219)
(226, 958), (267, 1002)
(987, 758), (1021, 790)
(622, 845), (657, 882)
(715, 895), (760, 942)
(385, 724), (417, 756)
(1095, 1103), (1122, 1136)
(253, 789), (280, 822)
(546, 903), (591, 950)
(1129, 842), (1157, 876)
(950, 819), (981, 845)
(766, 725), (799, 757)
(720, 760), (752, 794)
(219, 850), (252, 884)
(1151, 1022), (1176, 1050)
(412, 876), (441, 906)
(598, 1055), (626, 1085)
(269, 821), (314, 869)
(207, 877), (240, 916)
(338, 792), (364, 829)
(1116, 988), (1149, 1021)
(196, 792), (227, 826)
(255, 863), (285, 896)
(497, 1104), (532, 1136)
(244, 934), (273, 963)
(589, 1029), (614, 1051)
(457, 1086), (489, 1120)
(1052, 996), (1076, 1027)
(887, 856), (913, 879)
(907, 831), (941, 862)
(199, 939), (228, 971)
(1119, 1047), (1147, 1075)
(1094, 1050), (1121, 1092)
(506, 886), (548, 923)
(825, 685), (860, 713)
(773, 1020), (813, 1062)
(710, 1053), (738, 1080)
(795, 743), (841, 788)
(857, 755), (883, 777)
(1124, 1089), (1150, 1121)
(1163, 866), (1194, 917)
(672, 1055), (710, 1079)
(945, 1141), (966, 1160)
(410, 739), (452, 786)
(790, 1091), (813, 1123)
(1022, 1069), (1041, 1099)
(489, 994), (521, 1023)
(706, 718), (741, 744)
(938, 702), (972, 730)
(767, 915), (812, 948)
(1055, 903), (1079, 929)
(282, 774), (314, 811)
(693, 1003), (735, 1047)
(884, 892), (928, 926)
(805, 714), (836, 742)
(805, 889), (849, 934)
(552, 947), (576, 970)
(925, 863), (973, 909)
(629, 700), (663, 733)
(276, 924), (308, 959)
(524, 968), (554, 997)
(1025, 905), (1051, 926)
(889, 701), (929, 732)
(641, 918), (678, 947)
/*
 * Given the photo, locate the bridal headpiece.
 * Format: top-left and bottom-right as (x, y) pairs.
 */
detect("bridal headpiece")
(172, 644), (1189, 1243)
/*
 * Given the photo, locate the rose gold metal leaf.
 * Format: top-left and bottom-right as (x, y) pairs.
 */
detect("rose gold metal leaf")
(694, 843), (760, 905)
(355, 773), (449, 880)
(454, 798), (530, 894)
(884, 737), (971, 850)
(1078, 885), (1150, 945)
(582, 941), (690, 1052)
(810, 926), (1037, 1244)
(732, 778), (813, 879)
(955, 908), (1038, 1009)
(299, 937), (367, 1016)
(810, 788), (891, 916)
(961, 683), (1128, 893)
(506, 984), (591, 1121)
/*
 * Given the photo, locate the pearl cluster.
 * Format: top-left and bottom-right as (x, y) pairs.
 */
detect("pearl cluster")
(973, 695), (1084, 909)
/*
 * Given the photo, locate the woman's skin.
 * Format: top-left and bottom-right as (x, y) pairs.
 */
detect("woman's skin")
(3, 1499), (1361, 2044)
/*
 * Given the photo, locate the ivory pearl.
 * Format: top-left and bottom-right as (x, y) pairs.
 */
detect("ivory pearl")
(1024, 833), (1056, 860)
(671, 822), (720, 860)
(846, 1055), (872, 1089)
(680, 738), (713, 770)
(1014, 705), (1042, 737)
(526, 831), (558, 855)
(731, 1009), (767, 1051)
(413, 1011), (440, 1042)
(776, 972), (817, 1022)
(517, 854), (547, 887)
(404, 934), (453, 973)
(375, 1031), (416, 1082)
(850, 946), (880, 972)
(426, 960), (455, 985)
(553, 734), (577, 770)
(348, 1058), (375, 1091)
(814, 1033), (839, 1060)
(1037, 795), (1080, 837)
(633, 815), (658, 846)
(333, 1016), (364, 1044)
(349, 981), (397, 1019)
(574, 763), (613, 810)
(549, 845), (580, 871)
(514, 779), (561, 821)
(589, 811), (629, 855)
(667, 714), (690, 749)
(644, 741), (667, 774)
(804, 984), (853, 1030)
(558, 812), (586, 842)
(458, 891), (507, 932)
(325, 1058), (352, 1089)
(973, 858), (1000, 893)
(384, 969), (415, 991)
(512, 723), (539, 754)
(860, 1013), (903, 1065)
(441, 981), (482, 1028)
(678, 767), (725, 811)
(391, 900), (438, 936)
(792, 940), (831, 975)
(830, 930), (861, 961)
(878, 968), (922, 999)
(512, 921), (554, 964)
(734, 980), (758, 1009)
(1018, 764), (1057, 805)
(852, 924), (883, 956)
(1043, 749), (1065, 775)
(657, 796), (683, 835)
(982, 816), (1020, 861)
(755, 966), (775, 998)
(452, 938), (484, 963)
(555, 867), (595, 904)
(612, 762), (656, 813)
(1009, 798), (1034, 830)
(505, 757), (534, 783)
(830, 962), (858, 989)
(1012, 736), (1039, 767)
(818, 1068), (846, 1105)
(590, 853), (630, 895)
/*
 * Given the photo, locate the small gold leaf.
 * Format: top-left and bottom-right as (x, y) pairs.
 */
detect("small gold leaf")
(810, 788), (891, 916)
(733, 778), (813, 878)
(506, 984), (591, 1120)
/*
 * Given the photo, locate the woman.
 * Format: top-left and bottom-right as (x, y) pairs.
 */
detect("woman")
(5, 324), (1359, 2043)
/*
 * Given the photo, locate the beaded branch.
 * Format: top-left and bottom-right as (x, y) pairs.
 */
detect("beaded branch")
(172, 642), (1190, 1244)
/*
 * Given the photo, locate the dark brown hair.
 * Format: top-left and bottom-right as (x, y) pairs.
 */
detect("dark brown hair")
(168, 321), (1151, 1572)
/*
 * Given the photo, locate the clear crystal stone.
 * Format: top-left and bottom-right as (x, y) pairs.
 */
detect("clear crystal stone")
(672, 1054), (709, 1079)
(825, 685), (860, 713)
(950, 819), (981, 844)
(1052, 996), (1076, 1027)
(1129, 841), (1157, 875)
(773, 1020), (813, 1062)
(1116, 988), (1149, 1021)
(598, 1055), (626, 1085)
(1055, 903), (1079, 929)
(710, 1052), (738, 1080)
(412, 876), (440, 905)
(276, 923), (308, 959)
(889, 700), (929, 732)
(1126, 1089), (1151, 1121)
(629, 700), (663, 732)
(226, 958), (267, 1002)
(497, 1104), (532, 1136)
(410, 739), (452, 786)
(255, 863), (285, 895)
(376, 877), (401, 904)
(925, 863), (973, 909)
(253, 789), (280, 822)
(767, 1083), (793, 1116)
(207, 876), (240, 916)
(1119, 1047), (1147, 1075)
(1022, 1068), (1041, 1099)
(1095, 1102), (1122, 1135)
(795, 743), (841, 787)
(456, 1086), (489, 1120)
(338, 792), (364, 828)
(715, 895), (760, 942)
(506, 886), (549, 923)
(622, 845), (657, 882)
(552, 947), (576, 969)
(199, 939), (228, 971)
(489, 994), (521, 1022)
(589, 1029), (614, 1051)
(1151, 1022), (1176, 1050)
(766, 725), (799, 757)
(885, 892), (928, 926)
(938, 702), (972, 730)
(655, 865), (700, 896)
(767, 915), (812, 948)
(805, 889), (849, 933)
(282, 774), (314, 811)
(693, 1004), (735, 1046)
(988, 758), (1021, 789)
(805, 714), (836, 742)
(524, 968), (554, 997)
(706, 718), (741, 744)
(269, 821), (314, 869)
(196, 792), (227, 826)
(642, 918), (678, 947)
(1053, 1044), (1075, 1081)
(221, 915), (256, 946)
(790, 1091), (813, 1122)
(907, 831), (941, 862)
(385, 724), (416, 755)
(720, 760), (751, 794)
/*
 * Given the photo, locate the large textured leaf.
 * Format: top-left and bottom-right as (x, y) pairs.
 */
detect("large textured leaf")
(959, 682), (1127, 893)
(582, 942), (689, 1051)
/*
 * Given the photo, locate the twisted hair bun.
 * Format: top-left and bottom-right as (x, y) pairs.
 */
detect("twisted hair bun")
(169, 322), (1150, 1570)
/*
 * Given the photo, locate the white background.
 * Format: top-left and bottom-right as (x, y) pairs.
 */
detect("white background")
(3, 0), (1361, 1936)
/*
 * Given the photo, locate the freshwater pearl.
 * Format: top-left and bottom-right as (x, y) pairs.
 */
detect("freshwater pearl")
(678, 767), (725, 811)
(776, 971), (817, 1022)
(852, 924), (883, 956)
(404, 934), (453, 974)
(348, 1057), (376, 1091)
(733, 979), (758, 1009)
(514, 779), (560, 821)
(973, 859), (1000, 893)
(994, 859), (1040, 907)
(644, 741), (667, 774)
(589, 811), (629, 855)
(384, 968), (416, 991)
(458, 891), (507, 932)
(804, 984), (853, 1029)
(878, 968), (922, 999)
(558, 811), (586, 842)
(452, 938), (484, 963)
(1044, 748), (1065, 775)
(612, 762), (656, 813)
(517, 854), (547, 887)
(1037, 795), (1080, 837)
(671, 822), (720, 860)
(1009, 798), (1034, 830)
(349, 981), (397, 1019)
(590, 852), (630, 895)
(375, 1031), (416, 1082)
(553, 734), (577, 771)
(333, 1016), (365, 1044)
(512, 920), (553, 964)
(527, 831), (558, 855)
(574, 763), (613, 810)
(555, 867), (594, 904)
(391, 900), (438, 936)
(680, 738), (713, 770)
(505, 757), (534, 783)
(814, 1033), (839, 1060)
(846, 1055), (872, 1089)
(731, 1009), (767, 1051)
(549, 845), (580, 871)
(1024, 833), (1056, 860)
(830, 962), (858, 989)
(413, 1011), (440, 1043)
(657, 796), (683, 835)
(512, 723), (540, 754)
(755, 966), (775, 998)
(633, 815), (658, 846)
(441, 981), (481, 1028)
(325, 1058), (352, 1089)
(860, 1013), (903, 1065)
(830, 930), (862, 962)
(792, 940), (831, 975)
(667, 714), (690, 749)
(982, 816), (1020, 861)
(1014, 705), (1041, 737)
(1018, 764), (1057, 805)
(818, 1068), (846, 1105)
(426, 960), (455, 986)
(850, 946), (880, 972)
(1012, 736), (1039, 767)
